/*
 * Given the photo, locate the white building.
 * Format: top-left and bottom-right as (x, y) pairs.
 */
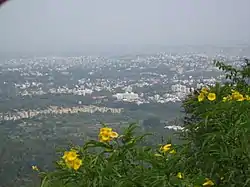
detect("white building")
(113, 92), (139, 101)
(171, 84), (189, 93)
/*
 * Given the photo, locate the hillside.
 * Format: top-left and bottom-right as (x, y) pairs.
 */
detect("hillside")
(33, 60), (250, 187)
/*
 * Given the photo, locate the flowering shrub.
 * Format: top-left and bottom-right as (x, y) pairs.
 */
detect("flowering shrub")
(181, 59), (250, 186)
(98, 127), (119, 142)
(34, 60), (250, 187)
(62, 149), (82, 170)
(35, 124), (216, 187)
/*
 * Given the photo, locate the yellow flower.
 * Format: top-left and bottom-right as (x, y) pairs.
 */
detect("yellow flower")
(203, 178), (214, 186)
(245, 95), (250, 101)
(110, 131), (119, 138)
(72, 158), (82, 170)
(236, 94), (244, 101)
(232, 92), (244, 101)
(161, 144), (171, 152)
(169, 149), (176, 154)
(100, 127), (112, 134)
(207, 93), (216, 101)
(99, 127), (119, 142)
(62, 151), (68, 160)
(231, 90), (245, 101)
(31, 165), (39, 171)
(65, 159), (73, 168)
(65, 158), (82, 170)
(99, 133), (112, 142)
(201, 87), (209, 94)
(177, 172), (184, 179)
(62, 149), (82, 170)
(198, 93), (205, 102)
(63, 150), (78, 161)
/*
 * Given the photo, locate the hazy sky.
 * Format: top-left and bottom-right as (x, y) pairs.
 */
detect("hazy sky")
(0, 0), (250, 53)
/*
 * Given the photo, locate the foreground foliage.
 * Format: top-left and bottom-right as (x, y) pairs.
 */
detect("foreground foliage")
(35, 60), (250, 187)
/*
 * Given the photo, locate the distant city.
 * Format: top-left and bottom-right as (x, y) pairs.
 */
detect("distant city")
(1, 50), (247, 120)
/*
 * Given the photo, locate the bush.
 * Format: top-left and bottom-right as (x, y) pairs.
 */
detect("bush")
(33, 60), (250, 187)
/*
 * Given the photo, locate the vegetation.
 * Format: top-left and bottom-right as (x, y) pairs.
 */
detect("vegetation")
(33, 59), (250, 187)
